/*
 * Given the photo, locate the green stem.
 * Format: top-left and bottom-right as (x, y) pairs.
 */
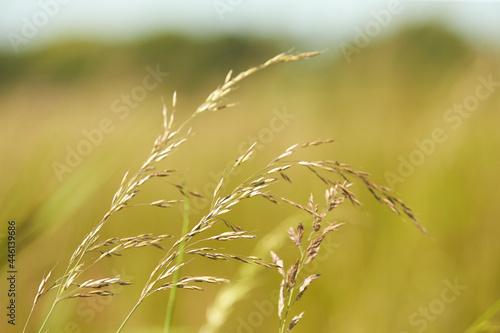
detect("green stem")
(279, 245), (307, 333)
(37, 241), (90, 332)
(116, 301), (141, 333)
(36, 301), (57, 333)
(464, 299), (500, 333)
(164, 190), (190, 333)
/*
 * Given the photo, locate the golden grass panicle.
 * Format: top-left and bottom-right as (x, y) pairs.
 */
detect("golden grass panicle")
(24, 51), (423, 333)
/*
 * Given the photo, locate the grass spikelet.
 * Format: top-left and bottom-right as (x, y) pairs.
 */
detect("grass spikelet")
(23, 51), (424, 333)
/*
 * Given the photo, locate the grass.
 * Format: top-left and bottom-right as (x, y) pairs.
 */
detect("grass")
(22, 51), (426, 332)
(2, 28), (499, 332)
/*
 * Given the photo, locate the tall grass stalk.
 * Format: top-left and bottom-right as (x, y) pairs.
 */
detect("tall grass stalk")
(464, 299), (500, 333)
(164, 189), (190, 333)
(24, 51), (425, 333)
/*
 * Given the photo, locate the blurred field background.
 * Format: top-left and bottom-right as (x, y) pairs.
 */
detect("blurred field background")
(1, 6), (500, 333)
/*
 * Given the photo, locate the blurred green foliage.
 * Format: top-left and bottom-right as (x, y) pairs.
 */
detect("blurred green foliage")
(0, 34), (282, 91)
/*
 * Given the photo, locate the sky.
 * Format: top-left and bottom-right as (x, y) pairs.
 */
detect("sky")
(1, 0), (500, 53)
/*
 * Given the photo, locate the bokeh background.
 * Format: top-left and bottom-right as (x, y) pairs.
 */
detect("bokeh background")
(1, 1), (500, 332)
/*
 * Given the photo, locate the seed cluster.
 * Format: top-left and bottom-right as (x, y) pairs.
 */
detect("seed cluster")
(25, 51), (425, 333)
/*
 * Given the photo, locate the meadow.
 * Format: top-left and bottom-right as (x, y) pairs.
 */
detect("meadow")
(1, 24), (499, 332)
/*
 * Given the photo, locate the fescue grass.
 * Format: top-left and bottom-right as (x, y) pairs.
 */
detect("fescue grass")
(3, 28), (499, 332)
(23, 51), (425, 333)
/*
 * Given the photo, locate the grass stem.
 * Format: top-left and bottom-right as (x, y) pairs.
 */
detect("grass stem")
(164, 189), (190, 333)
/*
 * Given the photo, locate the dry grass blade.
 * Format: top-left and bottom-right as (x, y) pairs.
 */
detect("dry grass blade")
(178, 276), (230, 285)
(287, 222), (304, 247)
(33, 269), (53, 304)
(213, 176), (225, 201)
(158, 263), (187, 280)
(25, 50), (427, 333)
(281, 197), (320, 218)
(88, 233), (172, 261)
(232, 142), (257, 170)
(186, 248), (229, 261)
(285, 259), (300, 292)
(276, 193), (346, 332)
(267, 144), (424, 233)
(287, 311), (305, 332)
(305, 234), (326, 265)
(150, 199), (182, 208)
(267, 165), (292, 174)
(322, 222), (343, 236)
(296, 274), (321, 302)
(272, 144), (299, 163)
(78, 277), (131, 289)
(196, 52), (319, 115)
(66, 290), (115, 299)
(271, 251), (285, 277)
(301, 139), (335, 147)
(280, 172), (292, 183)
(154, 276), (230, 293)
(203, 231), (256, 241)
(278, 280), (286, 320)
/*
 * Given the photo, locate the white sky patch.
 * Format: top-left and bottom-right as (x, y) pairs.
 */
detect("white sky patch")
(0, 0), (499, 52)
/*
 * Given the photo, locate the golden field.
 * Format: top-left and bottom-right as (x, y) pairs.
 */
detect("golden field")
(1, 25), (499, 332)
